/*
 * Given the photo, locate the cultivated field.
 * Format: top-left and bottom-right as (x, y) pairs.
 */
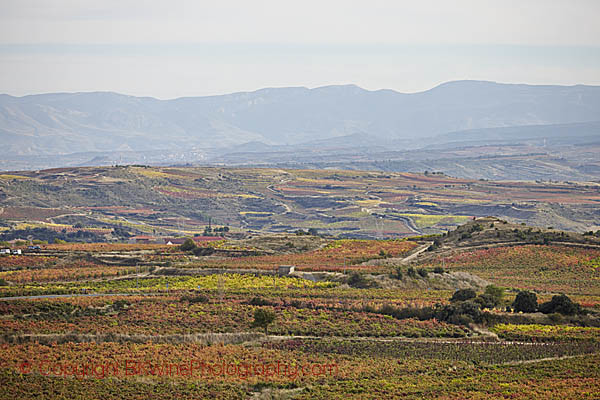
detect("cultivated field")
(1, 217), (600, 398)
(1, 166), (600, 242)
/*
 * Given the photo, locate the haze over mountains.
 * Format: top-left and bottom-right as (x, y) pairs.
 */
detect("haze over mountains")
(1, 80), (600, 179)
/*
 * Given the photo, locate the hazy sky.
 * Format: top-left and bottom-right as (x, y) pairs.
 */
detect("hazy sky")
(1, 0), (599, 98)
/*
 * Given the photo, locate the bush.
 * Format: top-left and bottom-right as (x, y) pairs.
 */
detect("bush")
(252, 308), (276, 334)
(406, 267), (417, 278)
(347, 272), (375, 289)
(181, 294), (210, 304)
(480, 285), (504, 307)
(417, 268), (428, 278)
(512, 290), (538, 313)
(113, 299), (130, 310)
(180, 238), (197, 252)
(538, 294), (581, 315)
(474, 293), (497, 309)
(192, 246), (214, 256)
(548, 313), (563, 323)
(248, 297), (275, 306)
(0, 278), (8, 286)
(391, 267), (403, 280)
(450, 288), (476, 302)
(436, 301), (482, 325)
(433, 266), (444, 274)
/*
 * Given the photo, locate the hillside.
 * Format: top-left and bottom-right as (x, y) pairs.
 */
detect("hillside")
(1, 166), (599, 241)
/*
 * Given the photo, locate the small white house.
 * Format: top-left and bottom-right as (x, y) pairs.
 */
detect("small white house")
(11, 249), (22, 255)
(0, 249), (10, 255)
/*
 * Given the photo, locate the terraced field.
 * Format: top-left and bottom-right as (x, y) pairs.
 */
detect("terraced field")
(1, 166), (600, 241)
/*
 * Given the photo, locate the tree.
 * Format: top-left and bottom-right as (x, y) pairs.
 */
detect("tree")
(435, 301), (482, 325)
(512, 290), (537, 313)
(450, 288), (476, 302)
(252, 308), (275, 334)
(474, 293), (497, 309)
(478, 285), (504, 308)
(484, 285), (504, 300)
(180, 238), (197, 252)
(538, 294), (581, 315)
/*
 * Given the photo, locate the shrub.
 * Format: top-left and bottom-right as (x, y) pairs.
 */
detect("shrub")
(450, 288), (476, 302)
(471, 224), (483, 232)
(113, 299), (130, 309)
(538, 294), (581, 315)
(436, 301), (482, 325)
(192, 246), (214, 256)
(181, 294), (210, 304)
(417, 268), (428, 278)
(512, 290), (538, 313)
(0, 278), (8, 286)
(248, 297), (275, 306)
(406, 267), (417, 278)
(483, 285), (504, 306)
(347, 272), (375, 288)
(548, 313), (563, 323)
(252, 308), (276, 334)
(375, 304), (435, 321)
(180, 238), (197, 252)
(433, 266), (444, 274)
(391, 267), (403, 280)
(474, 293), (497, 309)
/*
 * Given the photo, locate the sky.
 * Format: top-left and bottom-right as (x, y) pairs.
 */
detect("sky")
(1, 0), (599, 99)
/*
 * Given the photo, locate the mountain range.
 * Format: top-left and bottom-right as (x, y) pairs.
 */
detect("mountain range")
(1, 80), (600, 156)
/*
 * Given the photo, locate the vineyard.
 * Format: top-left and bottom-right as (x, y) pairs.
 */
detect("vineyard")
(424, 245), (600, 296)
(1, 226), (600, 398)
(184, 239), (418, 271)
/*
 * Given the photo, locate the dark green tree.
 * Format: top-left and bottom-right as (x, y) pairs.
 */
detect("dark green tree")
(475, 285), (504, 308)
(450, 288), (476, 302)
(538, 294), (581, 315)
(252, 308), (276, 334)
(512, 290), (537, 313)
(180, 238), (197, 252)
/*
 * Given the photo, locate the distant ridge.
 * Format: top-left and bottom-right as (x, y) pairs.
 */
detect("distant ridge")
(1, 80), (600, 157)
